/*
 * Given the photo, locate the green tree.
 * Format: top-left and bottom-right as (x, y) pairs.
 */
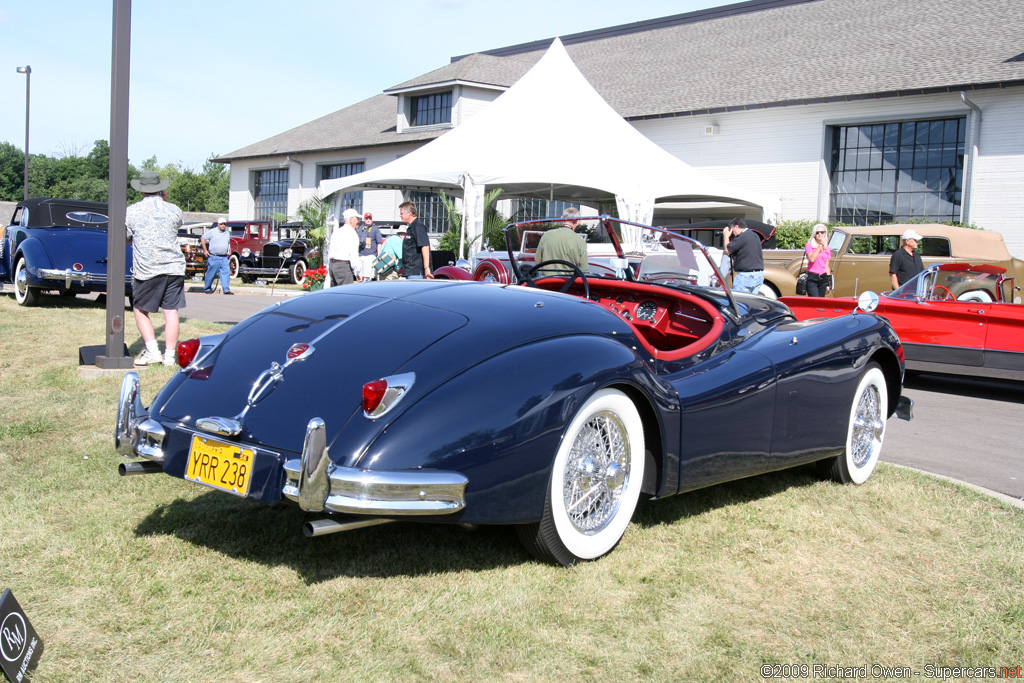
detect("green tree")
(168, 169), (209, 211)
(437, 188), (507, 256)
(284, 193), (332, 266)
(86, 140), (110, 180)
(0, 142), (25, 200)
(201, 155), (229, 212)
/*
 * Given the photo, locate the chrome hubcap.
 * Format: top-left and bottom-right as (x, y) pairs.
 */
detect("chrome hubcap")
(563, 411), (630, 534)
(15, 264), (28, 297)
(851, 384), (883, 468)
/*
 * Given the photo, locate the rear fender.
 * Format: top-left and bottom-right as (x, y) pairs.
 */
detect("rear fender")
(12, 237), (54, 285)
(432, 264), (473, 280)
(354, 335), (675, 524)
(764, 264), (798, 297)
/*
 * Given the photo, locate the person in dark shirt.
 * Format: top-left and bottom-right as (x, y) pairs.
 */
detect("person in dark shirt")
(398, 201), (432, 279)
(723, 217), (764, 294)
(889, 228), (925, 289)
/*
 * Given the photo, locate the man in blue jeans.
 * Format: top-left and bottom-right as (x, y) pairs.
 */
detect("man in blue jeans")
(202, 217), (233, 294)
(723, 217), (764, 294)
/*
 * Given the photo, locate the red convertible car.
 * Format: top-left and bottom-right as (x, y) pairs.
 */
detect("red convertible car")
(782, 263), (1024, 382)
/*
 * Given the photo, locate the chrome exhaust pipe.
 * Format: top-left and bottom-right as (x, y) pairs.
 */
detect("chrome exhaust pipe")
(118, 461), (164, 476)
(303, 517), (392, 538)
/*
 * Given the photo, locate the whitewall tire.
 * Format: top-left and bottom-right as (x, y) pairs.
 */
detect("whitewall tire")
(517, 388), (645, 565)
(14, 257), (40, 306)
(822, 363), (887, 485)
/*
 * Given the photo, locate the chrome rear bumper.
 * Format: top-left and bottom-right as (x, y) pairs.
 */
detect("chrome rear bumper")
(282, 418), (468, 516)
(116, 374), (468, 516)
(39, 268), (128, 288)
(115, 372), (166, 462)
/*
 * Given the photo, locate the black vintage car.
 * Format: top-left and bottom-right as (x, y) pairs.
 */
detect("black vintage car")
(237, 225), (318, 285)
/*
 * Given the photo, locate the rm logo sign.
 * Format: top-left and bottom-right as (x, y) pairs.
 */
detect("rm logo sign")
(0, 590), (42, 682)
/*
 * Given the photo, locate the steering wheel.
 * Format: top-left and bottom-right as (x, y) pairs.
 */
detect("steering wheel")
(932, 285), (955, 301)
(524, 260), (590, 299)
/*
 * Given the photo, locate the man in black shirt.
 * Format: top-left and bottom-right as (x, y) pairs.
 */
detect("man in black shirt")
(889, 229), (924, 289)
(723, 217), (764, 294)
(398, 201), (432, 279)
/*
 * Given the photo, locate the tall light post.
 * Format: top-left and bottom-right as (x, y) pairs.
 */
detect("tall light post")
(16, 65), (31, 201)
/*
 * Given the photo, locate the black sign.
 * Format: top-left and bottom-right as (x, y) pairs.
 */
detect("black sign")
(0, 590), (42, 683)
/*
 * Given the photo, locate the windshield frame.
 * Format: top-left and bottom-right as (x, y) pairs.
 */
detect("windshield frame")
(888, 263), (1008, 302)
(503, 214), (740, 318)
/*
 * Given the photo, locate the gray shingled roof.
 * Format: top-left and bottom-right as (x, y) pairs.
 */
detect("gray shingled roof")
(219, 0), (1024, 162)
(384, 52), (539, 92)
(215, 94), (444, 162)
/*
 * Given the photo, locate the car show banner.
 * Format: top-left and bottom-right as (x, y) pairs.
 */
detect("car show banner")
(0, 589), (42, 682)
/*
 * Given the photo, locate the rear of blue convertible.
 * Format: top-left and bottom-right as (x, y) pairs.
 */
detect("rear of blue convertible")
(115, 280), (653, 553)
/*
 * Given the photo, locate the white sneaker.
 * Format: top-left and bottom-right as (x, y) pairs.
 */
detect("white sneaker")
(134, 348), (163, 367)
(163, 351), (177, 367)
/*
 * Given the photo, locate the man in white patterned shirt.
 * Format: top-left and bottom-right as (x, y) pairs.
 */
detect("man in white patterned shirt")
(126, 170), (186, 367)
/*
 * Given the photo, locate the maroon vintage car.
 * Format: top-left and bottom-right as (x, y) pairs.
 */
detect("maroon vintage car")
(225, 221), (274, 278)
(782, 263), (1024, 381)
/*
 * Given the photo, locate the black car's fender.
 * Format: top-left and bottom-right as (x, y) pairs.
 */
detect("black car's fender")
(352, 333), (678, 525)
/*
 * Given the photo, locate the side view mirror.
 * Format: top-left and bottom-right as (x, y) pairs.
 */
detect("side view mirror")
(856, 291), (879, 313)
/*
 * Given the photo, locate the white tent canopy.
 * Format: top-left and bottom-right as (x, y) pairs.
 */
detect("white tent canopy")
(320, 38), (778, 250)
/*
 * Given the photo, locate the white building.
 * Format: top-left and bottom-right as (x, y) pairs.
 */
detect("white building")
(217, 0), (1024, 256)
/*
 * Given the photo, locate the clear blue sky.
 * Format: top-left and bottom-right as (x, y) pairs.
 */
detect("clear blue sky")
(1, 0), (725, 170)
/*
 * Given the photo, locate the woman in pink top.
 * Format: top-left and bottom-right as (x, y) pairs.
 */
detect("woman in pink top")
(803, 223), (832, 296)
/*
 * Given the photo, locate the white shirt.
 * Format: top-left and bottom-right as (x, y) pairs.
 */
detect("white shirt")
(327, 223), (359, 264)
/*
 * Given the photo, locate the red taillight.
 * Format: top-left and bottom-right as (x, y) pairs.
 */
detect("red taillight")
(896, 341), (905, 364)
(287, 343), (310, 359)
(177, 338), (201, 368)
(362, 379), (388, 414)
(73, 263), (84, 271)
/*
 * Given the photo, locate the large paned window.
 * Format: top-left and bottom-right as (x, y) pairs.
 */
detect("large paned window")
(253, 169), (289, 222)
(409, 191), (452, 234)
(321, 162), (365, 214)
(410, 91), (452, 126)
(828, 118), (965, 225)
(510, 199), (580, 221)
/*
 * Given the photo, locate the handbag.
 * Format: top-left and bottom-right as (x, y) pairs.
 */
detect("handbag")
(796, 273), (808, 296)
(373, 252), (398, 275)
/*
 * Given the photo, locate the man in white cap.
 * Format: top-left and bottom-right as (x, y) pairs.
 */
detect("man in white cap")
(125, 170), (186, 366)
(889, 228), (924, 289)
(327, 209), (360, 286)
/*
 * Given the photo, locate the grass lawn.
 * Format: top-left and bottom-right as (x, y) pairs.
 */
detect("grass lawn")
(1, 293), (1022, 682)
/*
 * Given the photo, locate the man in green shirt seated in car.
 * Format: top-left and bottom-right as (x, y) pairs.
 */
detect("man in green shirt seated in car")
(534, 207), (588, 277)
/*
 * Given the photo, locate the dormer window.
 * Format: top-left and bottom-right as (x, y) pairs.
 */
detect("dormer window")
(410, 91), (452, 126)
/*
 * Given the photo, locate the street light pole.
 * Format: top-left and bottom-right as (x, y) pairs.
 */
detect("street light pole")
(16, 65), (31, 201)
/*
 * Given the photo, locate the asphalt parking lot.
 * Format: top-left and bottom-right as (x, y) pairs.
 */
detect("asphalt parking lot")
(175, 286), (1024, 506)
(883, 373), (1023, 503)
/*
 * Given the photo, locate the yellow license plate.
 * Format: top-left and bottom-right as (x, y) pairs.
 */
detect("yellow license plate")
(186, 435), (255, 497)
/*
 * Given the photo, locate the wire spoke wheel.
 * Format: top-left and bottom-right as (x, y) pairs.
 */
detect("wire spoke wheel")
(563, 411), (630, 534)
(820, 362), (887, 485)
(516, 389), (644, 565)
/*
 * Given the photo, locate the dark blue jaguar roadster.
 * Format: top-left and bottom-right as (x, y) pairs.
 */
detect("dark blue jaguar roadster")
(116, 217), (911, 565)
